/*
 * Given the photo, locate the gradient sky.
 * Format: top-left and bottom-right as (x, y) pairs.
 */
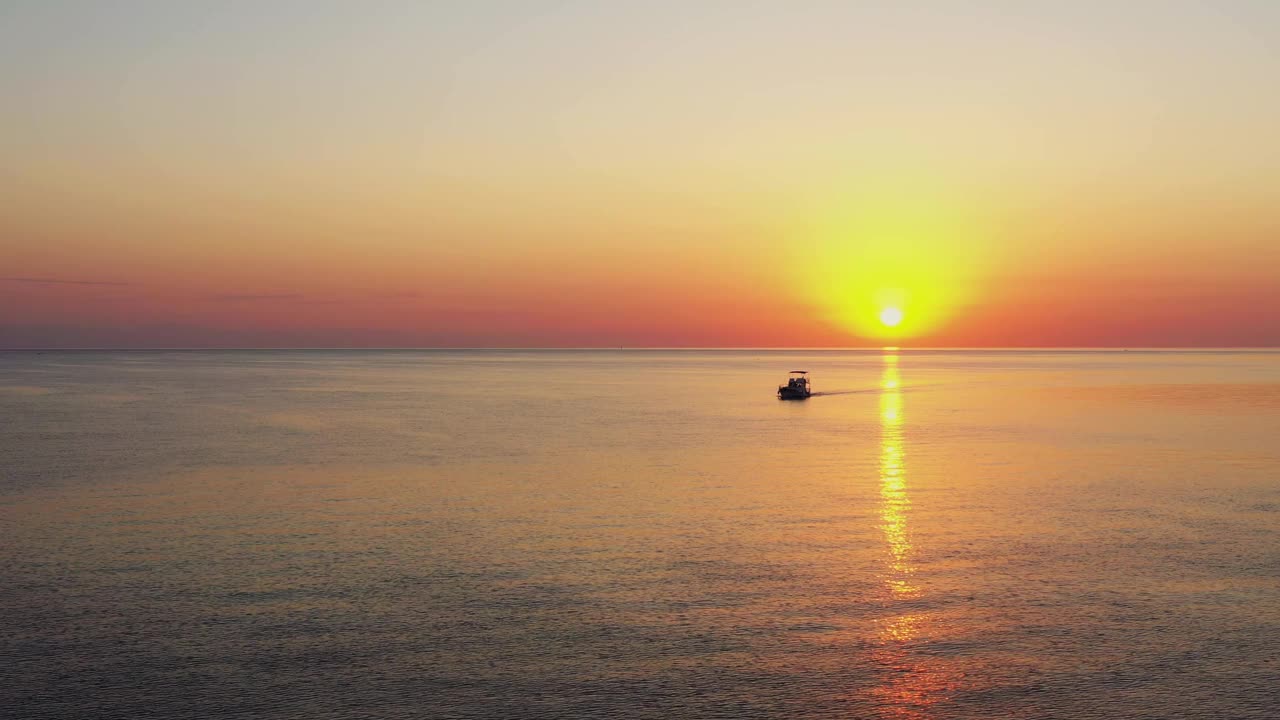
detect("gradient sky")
(2, 1), (1278, 347)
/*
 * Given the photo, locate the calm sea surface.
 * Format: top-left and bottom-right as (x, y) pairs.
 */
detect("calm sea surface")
(3, 349), (1279, 719)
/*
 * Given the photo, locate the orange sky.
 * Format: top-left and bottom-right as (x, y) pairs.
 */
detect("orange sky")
(2, 3), (1278, 347)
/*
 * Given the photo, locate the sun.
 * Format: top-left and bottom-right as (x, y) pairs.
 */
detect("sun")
(879, 307), (904, 328)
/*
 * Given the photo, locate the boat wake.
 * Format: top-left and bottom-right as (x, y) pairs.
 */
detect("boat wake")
(810, 383), (936, 397)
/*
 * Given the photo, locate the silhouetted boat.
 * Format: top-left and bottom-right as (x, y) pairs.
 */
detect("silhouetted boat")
(778, 370), (811, 400)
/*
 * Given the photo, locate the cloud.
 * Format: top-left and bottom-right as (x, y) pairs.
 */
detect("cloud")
(204, 292), (413, 304)
(1, 276), (131, 286)
(209, 293), (306, 301)
(367, 291), (422, 300)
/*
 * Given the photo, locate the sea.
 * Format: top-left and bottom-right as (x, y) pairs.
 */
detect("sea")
(3, 349), (1279, 719)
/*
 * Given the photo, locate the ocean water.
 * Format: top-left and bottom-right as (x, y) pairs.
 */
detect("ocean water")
(3, 349), (1279, 719)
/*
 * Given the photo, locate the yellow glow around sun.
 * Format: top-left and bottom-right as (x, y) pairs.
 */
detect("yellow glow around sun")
(798, 182), (989, 342)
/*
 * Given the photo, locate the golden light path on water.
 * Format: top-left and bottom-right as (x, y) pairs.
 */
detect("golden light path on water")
(870, 349), (963, 718)
(878, 352), (917, 601)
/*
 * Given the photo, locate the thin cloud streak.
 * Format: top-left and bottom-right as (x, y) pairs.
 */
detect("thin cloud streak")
(209, 293), (306, 302)
(2, 277), (132, 287)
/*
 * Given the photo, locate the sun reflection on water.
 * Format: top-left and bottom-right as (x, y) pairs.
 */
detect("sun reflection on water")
(869, 349), (963, 718)
(879, 352), (917, 600)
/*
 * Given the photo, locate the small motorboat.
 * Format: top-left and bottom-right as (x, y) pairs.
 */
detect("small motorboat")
(778, 370), (811, 400)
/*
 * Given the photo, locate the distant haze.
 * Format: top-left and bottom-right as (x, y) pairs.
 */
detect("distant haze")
(2, 2), (1278, 347)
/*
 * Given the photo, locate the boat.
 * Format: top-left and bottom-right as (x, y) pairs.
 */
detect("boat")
(778, 370), (812, 400)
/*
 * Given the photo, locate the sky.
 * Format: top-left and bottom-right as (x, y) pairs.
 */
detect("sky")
(2, 1), (1278, 348)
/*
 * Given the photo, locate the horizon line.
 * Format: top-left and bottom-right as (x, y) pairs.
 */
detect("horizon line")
(3, 346), (1279, 352)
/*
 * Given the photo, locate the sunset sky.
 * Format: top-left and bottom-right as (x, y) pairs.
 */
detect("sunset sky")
(2, 1), (1278, 348)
